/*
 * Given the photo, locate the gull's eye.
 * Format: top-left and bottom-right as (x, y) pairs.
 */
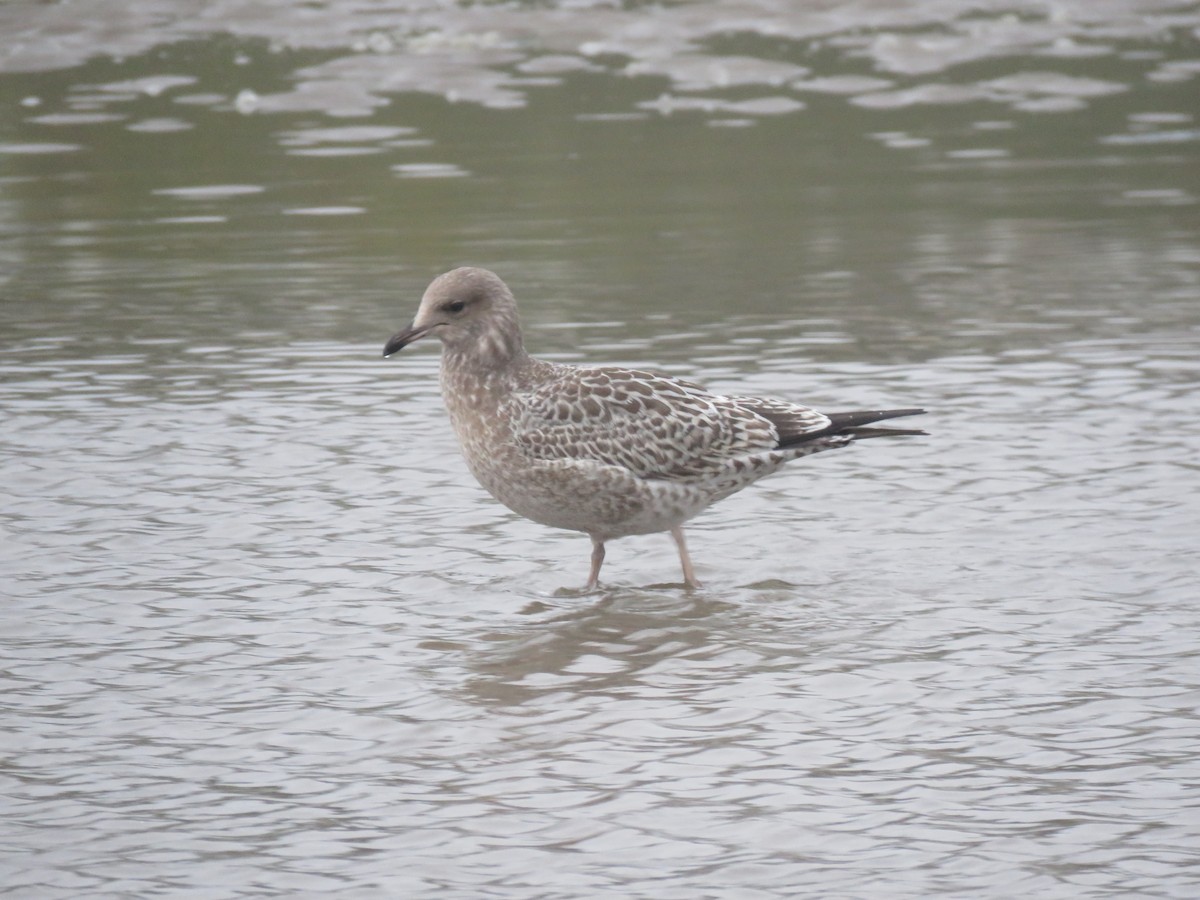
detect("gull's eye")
(443, 300), (466, 314)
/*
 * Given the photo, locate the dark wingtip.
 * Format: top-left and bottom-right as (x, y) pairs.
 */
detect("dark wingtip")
(847, 426), (928, 439)
(838, 409), (928, 440)
(825, 408), (927, 430)
(776, 407), (927, 448)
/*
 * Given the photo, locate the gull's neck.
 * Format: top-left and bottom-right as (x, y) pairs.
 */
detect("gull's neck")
(442, 330), (530, 382)
(439, 325), (536, 430)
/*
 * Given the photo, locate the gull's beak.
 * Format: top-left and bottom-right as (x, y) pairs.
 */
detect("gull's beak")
(382, 322), (434, 358)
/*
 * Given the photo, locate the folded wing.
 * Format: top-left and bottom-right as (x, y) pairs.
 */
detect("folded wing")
(512, 366), (832, 480)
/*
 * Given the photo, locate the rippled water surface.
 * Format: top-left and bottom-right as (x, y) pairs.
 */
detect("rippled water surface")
(2, 2), (1200, 897)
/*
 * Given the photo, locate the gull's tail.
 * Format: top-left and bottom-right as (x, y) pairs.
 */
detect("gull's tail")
(779, 408), (927, 447)
(825, 408), (927, 440)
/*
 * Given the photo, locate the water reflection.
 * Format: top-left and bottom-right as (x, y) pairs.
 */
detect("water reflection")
(470, 591), (741, 702)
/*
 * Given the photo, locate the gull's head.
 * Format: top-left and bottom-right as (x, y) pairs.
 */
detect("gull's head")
(382, 267), (523, 362)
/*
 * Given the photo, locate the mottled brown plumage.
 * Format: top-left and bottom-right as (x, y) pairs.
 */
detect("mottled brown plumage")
(384, 267), (925, 589)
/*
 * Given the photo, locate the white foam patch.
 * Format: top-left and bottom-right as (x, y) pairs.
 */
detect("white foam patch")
(126, 117), (194, 132)
(0, 142), (81, 154)
(153, 184), (266, 199)
(391, 163), (470, 178)
(281, 206), (366, 216)
(28, 112), (126, 125)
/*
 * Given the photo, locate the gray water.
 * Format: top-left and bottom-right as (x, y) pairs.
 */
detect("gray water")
(2, 2), (1200, 897)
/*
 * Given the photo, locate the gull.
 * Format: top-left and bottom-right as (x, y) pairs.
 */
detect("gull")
(383, 267), (925, 590)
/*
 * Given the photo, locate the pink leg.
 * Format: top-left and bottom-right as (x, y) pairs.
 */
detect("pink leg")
(585, 539), (605, 590)
(670, 526), (700, 588)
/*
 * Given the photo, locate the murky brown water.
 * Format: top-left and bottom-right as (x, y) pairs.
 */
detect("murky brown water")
(3, 2), (1199, 897)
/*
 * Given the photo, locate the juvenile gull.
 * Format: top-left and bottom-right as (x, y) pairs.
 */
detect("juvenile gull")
(383, 267), (925, 589)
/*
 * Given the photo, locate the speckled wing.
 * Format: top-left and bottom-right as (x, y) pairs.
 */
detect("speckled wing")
(511, 366), (831, 480)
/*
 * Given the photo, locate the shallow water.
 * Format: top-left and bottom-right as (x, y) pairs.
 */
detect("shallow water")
(3, 2), (1200, 897)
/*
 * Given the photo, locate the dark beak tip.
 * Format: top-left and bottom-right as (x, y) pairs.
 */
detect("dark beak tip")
(383, 322), (435, 359)
(382, 331), (414, 359)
